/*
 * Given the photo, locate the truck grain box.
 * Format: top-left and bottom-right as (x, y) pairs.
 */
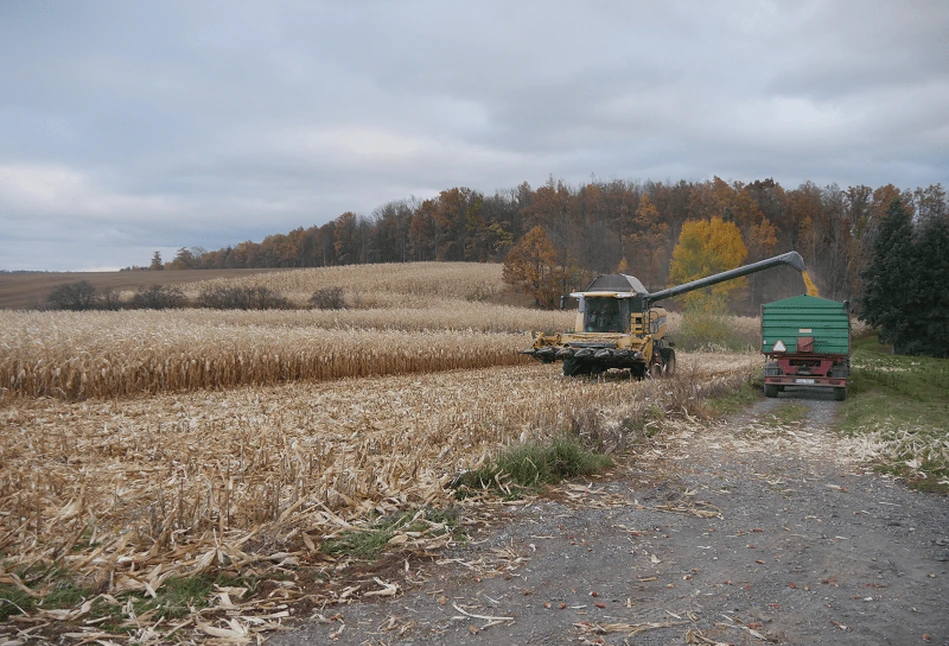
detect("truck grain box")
(761, 294), (851, 400)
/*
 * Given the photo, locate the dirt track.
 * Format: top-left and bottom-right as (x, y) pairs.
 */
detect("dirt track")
(268, 389), (949, 645)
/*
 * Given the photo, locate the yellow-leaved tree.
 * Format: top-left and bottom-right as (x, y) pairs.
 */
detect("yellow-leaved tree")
(668, 217), (748, 308)
(667, 217), (749, 349)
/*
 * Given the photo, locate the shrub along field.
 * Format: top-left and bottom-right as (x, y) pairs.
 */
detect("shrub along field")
(0, 267), (295, 311)
(1, 262), (945, 643)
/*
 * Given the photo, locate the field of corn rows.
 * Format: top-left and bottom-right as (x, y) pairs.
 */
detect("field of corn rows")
(1, 315), (533, 400)
(0, 262), (764, 641)
(1, 264), (576, 401)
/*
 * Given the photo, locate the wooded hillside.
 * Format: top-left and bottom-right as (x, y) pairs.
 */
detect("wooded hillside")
(156, 177), (947, 314)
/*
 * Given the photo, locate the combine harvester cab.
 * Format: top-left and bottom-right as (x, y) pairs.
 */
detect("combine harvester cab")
(524, 251), (806, 378)
(761, 295), (852, 400)
(534, 273), (674, 378)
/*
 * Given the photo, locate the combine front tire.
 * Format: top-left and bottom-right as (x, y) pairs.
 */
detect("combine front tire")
(763, 383), (779, 398)
(563, 359), (589, 377)
(662, 349), (676, 376)
(834, 387), (847, 401)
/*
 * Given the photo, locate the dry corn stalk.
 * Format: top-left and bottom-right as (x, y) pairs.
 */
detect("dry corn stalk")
(0, 354), (757, 603)
(0, 312), (541, 400)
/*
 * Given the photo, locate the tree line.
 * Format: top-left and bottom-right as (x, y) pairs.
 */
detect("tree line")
(140, 176), (947, 314)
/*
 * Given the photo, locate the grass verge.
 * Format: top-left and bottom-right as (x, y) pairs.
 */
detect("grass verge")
(452, 436), (613, 499)
(0, 563), (91, 621)
(321, 507), (463, 560)
(0, 565), (254, 631)
(836, 335), (949, 493)
(703, 377), (763, 417)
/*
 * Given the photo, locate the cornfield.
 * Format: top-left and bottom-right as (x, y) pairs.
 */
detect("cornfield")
(0, 262), (771, 641)
(1, 264), (574, 401)
(0, 310), (535, 400)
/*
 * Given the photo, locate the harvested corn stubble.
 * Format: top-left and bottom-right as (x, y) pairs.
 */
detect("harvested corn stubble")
(0, 355), (756, 590)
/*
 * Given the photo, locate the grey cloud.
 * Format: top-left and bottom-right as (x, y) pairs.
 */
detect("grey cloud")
(0, 0), (946, 270)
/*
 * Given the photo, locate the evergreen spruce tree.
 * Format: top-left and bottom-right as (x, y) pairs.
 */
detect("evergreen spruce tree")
(860, 197), (915, 352)
(910, 215), (949, 357)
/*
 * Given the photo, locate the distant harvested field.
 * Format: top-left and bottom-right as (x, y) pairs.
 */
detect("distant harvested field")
(0, 262), (523, 310)
(0, 267), (293, 310)
(182, 261), (510, 307)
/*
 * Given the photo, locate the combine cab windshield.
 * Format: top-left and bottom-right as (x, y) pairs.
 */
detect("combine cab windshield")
(582, 297), (629, 333)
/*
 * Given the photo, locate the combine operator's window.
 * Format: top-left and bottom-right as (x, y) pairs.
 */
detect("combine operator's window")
(583, 297), (629, 333)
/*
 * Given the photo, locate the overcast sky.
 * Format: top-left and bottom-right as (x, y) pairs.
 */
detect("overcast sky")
(1, 1), (947, 271)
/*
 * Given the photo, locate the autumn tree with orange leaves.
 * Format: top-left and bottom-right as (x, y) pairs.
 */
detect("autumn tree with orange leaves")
(502, 225), (564, 308)
(624, 193), (669, 290)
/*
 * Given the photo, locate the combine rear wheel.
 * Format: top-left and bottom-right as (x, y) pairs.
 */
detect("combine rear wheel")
(763, 383), (780, 398)
(834, 387), (847, 401)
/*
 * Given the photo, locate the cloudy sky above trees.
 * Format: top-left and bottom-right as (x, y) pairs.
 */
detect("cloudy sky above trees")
(1, 1), (947, 271)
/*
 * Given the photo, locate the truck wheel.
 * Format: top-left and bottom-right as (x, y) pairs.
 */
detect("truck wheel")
(834, 387), (847, 401)
(763, 384), (779, 398)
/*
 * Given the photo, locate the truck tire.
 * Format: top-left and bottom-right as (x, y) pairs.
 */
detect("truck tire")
(834, 387), (847, 401)
(763, 383), (779, 398)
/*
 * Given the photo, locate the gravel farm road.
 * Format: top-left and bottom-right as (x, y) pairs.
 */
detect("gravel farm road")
(268, 388), (949, 646)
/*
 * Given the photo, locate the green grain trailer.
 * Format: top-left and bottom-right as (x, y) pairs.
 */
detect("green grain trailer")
(761, 295), (851, 400)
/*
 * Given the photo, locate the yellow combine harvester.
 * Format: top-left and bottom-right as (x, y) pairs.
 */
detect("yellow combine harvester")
(522, 251), (806, 377)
